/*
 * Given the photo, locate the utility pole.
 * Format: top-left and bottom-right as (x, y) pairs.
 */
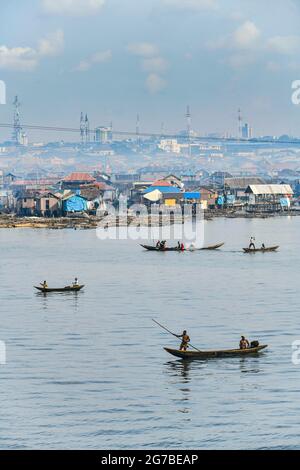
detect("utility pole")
(85, 114), (90, 144)
(80, 112), (85, 144)
(13, 96), (22, 145)
(186, 105), (192, 157)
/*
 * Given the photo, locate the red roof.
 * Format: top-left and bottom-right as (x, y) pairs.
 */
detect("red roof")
(94, 182), (113, 190)
(63, 172), (96, 182)
(151, 180), (172, 187)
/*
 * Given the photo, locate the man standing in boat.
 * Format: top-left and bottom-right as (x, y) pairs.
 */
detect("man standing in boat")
(249, 237), (256, 250)
(176, 330), (190, 351)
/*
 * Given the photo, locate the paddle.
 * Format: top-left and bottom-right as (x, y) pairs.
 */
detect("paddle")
(152, 319), (202, 352)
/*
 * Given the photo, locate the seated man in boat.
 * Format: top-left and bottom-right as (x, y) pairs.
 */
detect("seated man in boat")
(176, 330), (190, 351)
(156, 240), (161, 249)
(261, 243), (265, 249)
(40, 280), (48, 289)
(72, 277), (79, 287)
(239, 336), (250, 350)
(160, 240), (166, 250)
(249, 237), (256, 250)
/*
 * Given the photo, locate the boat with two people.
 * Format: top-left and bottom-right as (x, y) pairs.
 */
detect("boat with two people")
(152, 319), (268, 361)
(243, 237), (279, 253)
(34, 278), (84, 293)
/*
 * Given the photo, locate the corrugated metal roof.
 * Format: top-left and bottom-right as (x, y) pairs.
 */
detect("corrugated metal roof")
(151, 180), (172, 187)
(183, 192), (201, 199)
(144, 186), (181, 194)
(225, 177), (265, 189)
(63, 172), (96, 182)
(246, 184), (293, 195)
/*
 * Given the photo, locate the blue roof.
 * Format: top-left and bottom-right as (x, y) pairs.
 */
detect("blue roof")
(144, 186), (181, 194)
(183, 192), (201, 199)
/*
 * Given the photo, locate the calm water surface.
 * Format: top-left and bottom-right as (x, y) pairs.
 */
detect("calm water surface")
(1, 217), (300, 449)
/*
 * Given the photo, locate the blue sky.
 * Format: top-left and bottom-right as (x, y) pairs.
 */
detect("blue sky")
(1, 0), (300, 139)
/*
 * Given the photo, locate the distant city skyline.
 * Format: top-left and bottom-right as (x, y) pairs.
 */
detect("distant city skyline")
(1, 0), (300, 141)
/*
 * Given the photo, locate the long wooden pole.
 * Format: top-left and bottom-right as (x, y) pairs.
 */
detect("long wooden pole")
(152, 319), (202, 352)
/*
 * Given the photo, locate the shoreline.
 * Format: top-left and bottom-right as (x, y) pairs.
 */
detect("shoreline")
(0, 210), (299, 229)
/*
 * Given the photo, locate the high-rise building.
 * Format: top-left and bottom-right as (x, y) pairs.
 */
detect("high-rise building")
(242, 123), (253, 139)
(95, 126), (112, 144)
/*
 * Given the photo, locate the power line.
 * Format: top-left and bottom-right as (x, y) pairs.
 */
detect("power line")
(0, 122), (299, 145)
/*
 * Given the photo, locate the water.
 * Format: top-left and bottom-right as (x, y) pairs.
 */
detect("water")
(0, 216), (300, 449)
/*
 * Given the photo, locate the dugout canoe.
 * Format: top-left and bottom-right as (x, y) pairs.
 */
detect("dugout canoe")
(140, 244), (181, 251)
(34, 285), (85, 293)
(164, 344), (268, 360)
(243, 246), (279, 253)
(200, 242), (224, 250)
(140, 242), (224, 252)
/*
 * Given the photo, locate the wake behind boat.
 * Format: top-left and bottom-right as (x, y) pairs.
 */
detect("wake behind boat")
(34, 285), (84, 293)
(164, 344), (268, 360)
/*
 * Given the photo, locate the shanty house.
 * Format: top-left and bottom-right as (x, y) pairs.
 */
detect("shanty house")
(143, 184), (181, 207)
(62, 173), (96, 190)
(224, 177), (265, 201)
(62, 194), (88, 214)
(16, 191), (38, 216)
(245, 184), (293, 212)
(36, 192), (61, 217)
(195, 187), (218, 209)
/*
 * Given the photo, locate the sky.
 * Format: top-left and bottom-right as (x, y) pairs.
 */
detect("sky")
(1, 0), (300, 140)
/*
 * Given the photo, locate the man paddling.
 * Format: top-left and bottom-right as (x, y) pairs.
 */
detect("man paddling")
(240, 336), (250, 350)
(176, 330), (190, 351)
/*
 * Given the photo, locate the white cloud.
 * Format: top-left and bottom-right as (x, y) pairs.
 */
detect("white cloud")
(42, 0), (105, 16)
(0, 30), (64, 71)
(162, 0), (217, 10)
(128, 43), (168, 93)
(232, 21), (260, 49)
(208, 21), (260, 51)
(38, 30), (64, 56)
(75, 49), (112, 71)
(267, 36), (300, 55)
(0, 46), (37, 71)
(142, 56), (168, 73)
(127, 42), (158, 58)
(145, 73), (166, 94)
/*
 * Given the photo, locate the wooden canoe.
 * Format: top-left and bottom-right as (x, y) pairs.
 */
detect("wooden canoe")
(164, 344), (268, 360)
(140, 244), (182, 251)
(34, 285), (84, 293)
(243, 246), (279, 253)
(200, 242), (224, 250)
(140, 242), (224, 252)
